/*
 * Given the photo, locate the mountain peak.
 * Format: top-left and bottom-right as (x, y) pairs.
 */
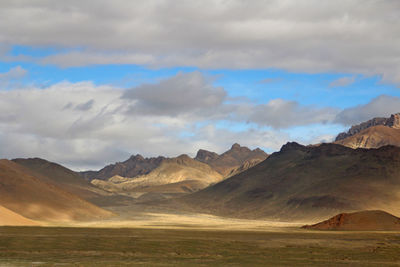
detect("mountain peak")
(279, 142), (304, 152)
(128, 154), (145, 161)
(231, 143), (241, 150)
(387, 113), (400, 129)
(195, 149), (219, 163)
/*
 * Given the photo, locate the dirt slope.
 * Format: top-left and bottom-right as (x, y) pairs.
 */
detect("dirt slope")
(0, 205), (38, 226)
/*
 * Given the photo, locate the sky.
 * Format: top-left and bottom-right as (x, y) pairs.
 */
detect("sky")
(1, 0), (400, 170)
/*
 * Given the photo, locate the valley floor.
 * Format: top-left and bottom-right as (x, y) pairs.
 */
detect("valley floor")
(1, 225), (400, 266)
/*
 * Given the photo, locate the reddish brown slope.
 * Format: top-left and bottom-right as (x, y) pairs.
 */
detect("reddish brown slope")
(302, 210), (400, 231)
(0, 159), (113, 222)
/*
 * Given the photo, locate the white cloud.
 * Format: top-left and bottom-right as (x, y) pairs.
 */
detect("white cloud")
(0, 66), (27, 88)
(329, 76), (356, 87)
(0, 1), (399, 84)
(334, 95), (400, 125)
(123, 71), (227, 117)
(235, 99), (339, 129)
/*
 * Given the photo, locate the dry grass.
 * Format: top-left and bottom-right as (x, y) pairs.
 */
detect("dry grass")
(1, 226), (400, 266)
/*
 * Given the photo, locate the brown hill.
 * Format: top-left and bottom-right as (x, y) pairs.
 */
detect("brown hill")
(0, 205), (38, 226)
(302, 210), (400, 231)
(0, 159), (113, 222)
(80, 154), (165, 181)
(335, 125), (400, 149)
(12, 158), (109, 200)
(91, 155), (223, 196)
(195, 143), (268, 177)
(181, 142), (400, 221)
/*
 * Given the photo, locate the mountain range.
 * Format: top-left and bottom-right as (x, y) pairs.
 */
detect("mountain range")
(82, 143), (268, 198)
(2, 113), (400, 227)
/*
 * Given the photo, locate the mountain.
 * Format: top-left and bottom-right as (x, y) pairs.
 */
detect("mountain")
(302, 210), (400, 231)
(80, 143), (267, 182)
(0, 205), (38, 226)
(195, 143), (268, 177)
(80, 154), (165, 181)
(0, 159), (113, 222)
(91, 154), (223, 196)
(180, 142), (400, 221)
(12, 158), (108, 200)
(335, 113), (400, 148)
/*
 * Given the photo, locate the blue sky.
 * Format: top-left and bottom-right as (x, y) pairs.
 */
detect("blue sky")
(0, 1), (399, 170)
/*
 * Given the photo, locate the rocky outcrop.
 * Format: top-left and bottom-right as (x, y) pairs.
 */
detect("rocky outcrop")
(335, 113), (400, 141)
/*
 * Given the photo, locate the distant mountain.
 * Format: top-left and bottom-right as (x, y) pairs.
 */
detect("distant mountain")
(335, 113), (400, 148)
(195, 143), (268, 177)
(80, 154), (165, 181)
(81, 143), (267, 182)
(92, 154), (223, 197)
(181, 142), (400, 221)
(302, 210), (400, 231)
(13, 158), (108, 200)
(0, 159), (113, 222)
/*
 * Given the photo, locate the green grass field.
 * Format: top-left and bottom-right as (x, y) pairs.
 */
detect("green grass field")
(1, 226), (400, 266)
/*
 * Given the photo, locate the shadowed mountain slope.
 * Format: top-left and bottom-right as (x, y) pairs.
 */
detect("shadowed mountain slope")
(195, 143), (268, 177)
(80, 155), (165, 181)
(0, 159), (113, 222)
(12, 158), (108, 200)
(302, 210), (400, 231)
(181, 142), (400, 221)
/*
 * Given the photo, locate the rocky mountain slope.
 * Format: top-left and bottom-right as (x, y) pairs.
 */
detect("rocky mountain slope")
(195, 143), (268, 177)
(180, 142), (400, 221)
(80, 155), (165, 181)
(0, 159), (113, 222)
(81, 143), (267, 181)
(302, 210), (400, 231)
(335, 113), (400, 149)
(92, 154), (223, 196)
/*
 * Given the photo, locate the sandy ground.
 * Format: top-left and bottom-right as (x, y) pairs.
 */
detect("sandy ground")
(56, 209), (305, 231)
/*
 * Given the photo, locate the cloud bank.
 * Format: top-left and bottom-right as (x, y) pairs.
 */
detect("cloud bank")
(0, 71), (339, 169)
(0, 0), (399, 84)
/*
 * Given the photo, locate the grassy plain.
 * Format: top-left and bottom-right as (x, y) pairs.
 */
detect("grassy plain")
(1, 226), (400, 266)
